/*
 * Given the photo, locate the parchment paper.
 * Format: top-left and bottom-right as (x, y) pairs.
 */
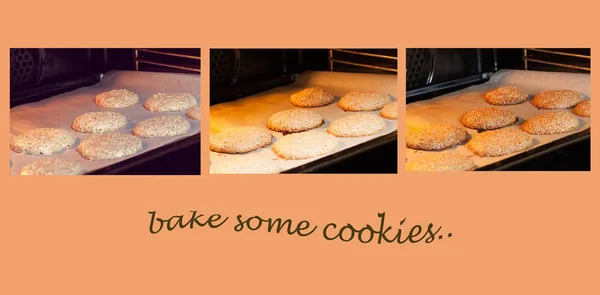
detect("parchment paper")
(209, 71), (398, 173)
(405, 69), (591, 170)
(9, 70), (201, 175)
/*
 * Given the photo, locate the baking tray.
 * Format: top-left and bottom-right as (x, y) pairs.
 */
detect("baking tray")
(209, 71), (398, 174)
(9, 70), (201, 175)
(405, 69), (591, 171)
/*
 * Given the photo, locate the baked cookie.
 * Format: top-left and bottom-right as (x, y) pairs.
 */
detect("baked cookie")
(95, 89), (139, 109)
(186, 104), (201, 120)
(210, 156), (281, 174)
(484, 86), (528, 105)
(210, 126), (273, 154)
(144, 93), (197, 112)
(77, 133), (143, 160)
(531, 89), (584, 109)
(573, 100), (591, 117)
(10, 128), (77, 155)
(461, 107), (517, 130)
(467, 129), (533, 157)
(406, 124), (468, 151)
(290, 87), (335, 108)
(133, 115), (191, 138)
(266, 109), (324, 133)
(380, 102), (398, 120)
(327, 114), (386, 137)
(72, 111), (127, 133)
(21, 158), (84, 175)
(408, 153), (475, 172)
(337, 91), (392, 111)
(272, 131), (338, 160)
(521, 112), (579, 135)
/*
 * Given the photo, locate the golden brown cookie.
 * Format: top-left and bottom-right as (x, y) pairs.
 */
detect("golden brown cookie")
(290, 87), (335, 108)
(467, 129), (533, 157)
(327, 114), (386, 137)
(484, 86), (528, 105)
(72, 111), (127, 133)
(95, 89), (139, 109)
(531, 89), (584, 109)
(380, 102), (398, 120)
(337, 91), (392, 111)
(144, 93), (197, 112)
(521, 112), (579, 135)
(461, 107), (517, 130)
(210, 126), (273, 154)
(406, 124), (468, 151)
(77, 133), (143, 160)
(266, 109), (324, 133)
(573, 100), (591, 117)
(272, 131), (338, 160)
(408, 153), (476, 172)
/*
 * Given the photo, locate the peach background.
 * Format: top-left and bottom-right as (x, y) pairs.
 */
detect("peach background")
(1, 0), (599, 294)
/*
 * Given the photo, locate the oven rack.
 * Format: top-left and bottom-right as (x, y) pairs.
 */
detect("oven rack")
(328, 49), (398, 74)
(134, 48), (201, 73)
(523, 48), (590, 72)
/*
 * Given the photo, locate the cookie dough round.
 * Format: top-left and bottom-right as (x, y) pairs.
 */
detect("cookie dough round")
(467, 129), (533, 157)
(327, 114), (386, 138)
(380, 102), (398, 120)
(484, 86), (528, 105)
(95, 89), (139, 109)
(337, 91), (392, 111)
(266, 109), (324, 133)
(21, 158), (84, 175)
(521, 112), (579, 135)
(210, 156), (281, 174)
(290, 87), (335, 108)
(210, 126), (273, 154)
(143, 93), (197, 112)
(272, 131), (338, 160)
(10, 128), (77, 155)
(72, 111), (127, 133)
(461, 107), (517, 130)
(406, 124), (468, 151)
(186, 104), (201, 120)
(133, 115), (191, 138)
(531, 89), (584, 109)
(408, 154), (475, 172)
(77, 133), (143, 160)
(573, 100), (591, 117)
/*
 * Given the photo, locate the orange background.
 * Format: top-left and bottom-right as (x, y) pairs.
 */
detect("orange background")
(1, 0), (599, 294)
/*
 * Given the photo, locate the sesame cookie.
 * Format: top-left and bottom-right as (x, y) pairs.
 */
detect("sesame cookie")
(531, 89), (584, 109)
(95, 89), (139, 109)
(327, 113), (386, 137)
(272, 131), (338, 160)
(133, 115), (191, 138)
(290, 87), (335, 108)
(408, 153), (476, 172)
(143, 93), (197, 112)
(406, 124), (468, 151)
(210, 126), (273, 154)
(484, 86), (528, 105)
(72, 111), (127, 133)
(461, 107), (518, 130)
(337, 91), (392, 111)
(210, 156), (281, 174)
(573, 100), (591, 117)
(77, 133), (143, 160)
(521, 112), (579, 135)
(266, 109), (324, 133)
(10, 128), (77, 155)
(186, 104), (201, 120)
(21, 158), (84, 175)
(467, 129), (533, 157)
(380, 102), (398, 120)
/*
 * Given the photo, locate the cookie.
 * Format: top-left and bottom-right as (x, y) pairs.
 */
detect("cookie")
(408, 154), (476, 172)
(10, 128), (77, 155)
(133, 115), (191, 138)
(210, 156), (281, 174)
(467, 129), (533, 157)
(272, 131), (338, 160)
(484, 86), (528, 105)
(21, 158), (84, 175)
(406, 124), (468, 151)
(327, 114), (386, 137)
(95, 89), (139, 109)
(210, 126), (273, 154)
(380, 102), (398, 120)
(290, 87), (335, 108)
(186, 104), (201, 120)
(531, 89), (584, 109)
(266, 109), (324, 133)
(72, 111), (127, 133)
(143, 93), (197, 112)
(461, 107), (517, 130)
(77, 133), (143, 160)
(521, 112), (579, 135)
(573, 100), (591, 117)
(337, 91), (392, 111)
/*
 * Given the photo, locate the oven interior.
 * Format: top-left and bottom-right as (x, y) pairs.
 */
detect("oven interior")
(10, 48), (202, 175)
(406, 48), (591, 171)
(210, 49), (399, 173)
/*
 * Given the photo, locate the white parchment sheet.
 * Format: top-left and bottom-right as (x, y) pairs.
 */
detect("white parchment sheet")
(405, 69), (591, 170)
(9, 70), (201, 175)
(209, 71), (398, 173)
